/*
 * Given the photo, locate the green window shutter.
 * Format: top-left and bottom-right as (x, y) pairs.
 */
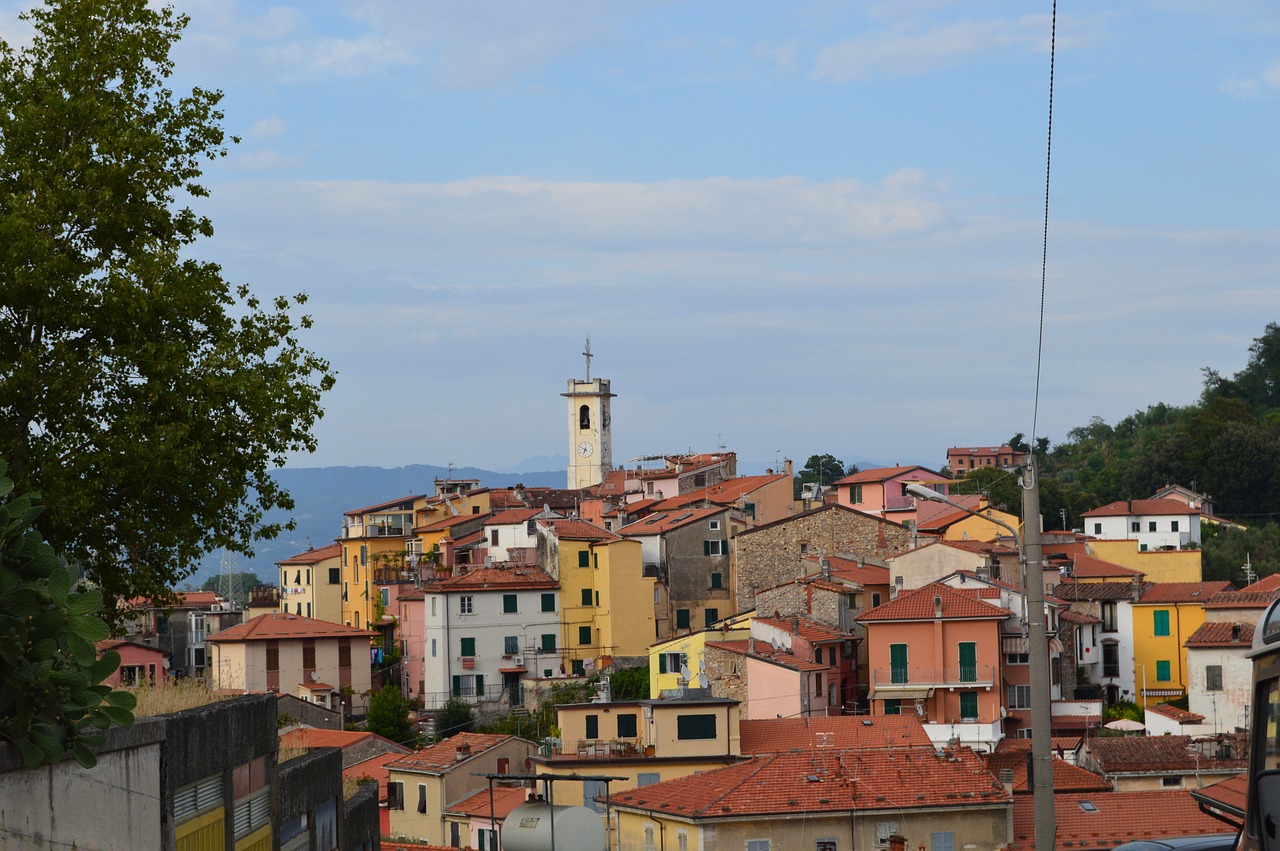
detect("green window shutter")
(890, 644), (908, 683)
(586, 715), (599, 739)
(581, 588), (593, 606)
(676, 609), (690, 630)
(503, 594), (517, 613)
(1153, 610), (1170, 636)
(960, 691), (978, 719)
(617, 713), (638, 738)
(541, 593), (555, 612)
(1156, 660), (1171, 682)
(578, 550), (590, 568)
(959, 642), (977, 682)
(711, 572), (723, 589)
(883, 699), (901, 715)
(704, 608), (719, 627)
(452, 675), (461, 697)
(659, 653), (667, 674)
(460, 637), (475, 656)
(541, 633), (557, 652)
(703, 540), (711, 556)
(475, 674), (484, 695)
(579, 626), (592, 645)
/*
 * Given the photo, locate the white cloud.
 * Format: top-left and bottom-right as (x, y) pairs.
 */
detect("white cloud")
(1220, 58), (1280, 99)
(246, 116), (287, 138)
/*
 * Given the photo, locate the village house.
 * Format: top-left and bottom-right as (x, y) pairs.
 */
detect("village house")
(1184, 621), (1254, 734)
(947, 444), (1028, 472)
(1080, 498), (1202, 552)
(276, 542), (343, 623)
(123, 590), (241, 679)
(1055, 579), (1143, 706)
(1079, 734), (1247, 792)
(832, 464), (950, 525)
(1132, 581), (1233, 707)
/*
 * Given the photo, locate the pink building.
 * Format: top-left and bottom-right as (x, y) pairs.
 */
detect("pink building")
(96, 639), (168, 686)
(947, 445), (1028, 473)
(833, 465), (949, 524)
(858, 582), (1012, 751)
(396, 586), (426, 706)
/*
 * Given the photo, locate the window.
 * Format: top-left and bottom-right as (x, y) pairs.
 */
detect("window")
(658, 652), (684, 674)
(849, 484), (863, 504)
(678, 832), (689, 851)
(504, 636), (520, 655)
(579, 626), (592, 646)
(958, 642), (977, 682)
(302, 641), (316, 671)
(704, 608), (719, 627)
(1131, 521), (1141, 533)
(1149, 521), (1158, 532)
(460, 637), (476, 657)
(460, 595), (474, 615)
(541, 633), (557, 652)
(883, 699), (901, 715)
(645, 826), (656, 851)
(503, 594), (518, 613)
(572, 660), (585, 676)
(890, 644), (908, 683)
(586, 714), (599, 739)
(338, 640), (351, 669)
(1102, 642), (1120, 678)
(1153, 610), (1170, 636)
(709, 519), (721, 531)
(380, 587), (390, 608)
(676, 609), (691, 630)
(1093, 523), (1102, 534)
(541, 593), (556, 612)
(490, 529), (499, 547)
(328, 567), (340, 584)
(931, 832), (955, 851)
(478, 828), (499, 850)
(387, 781), (404, 810)
(876, 822), (901, 848)
(617, 713), (638, 738)
(637, 772), (660, 787)
(959, 691), (978, 720)
(1008, 685), (1032, 709)
(815, 647), (824, 664)
(1156, 660), (1171, 682)
(744, 502), (756, 519)
(704, 540), (727, 556)
(871, 592), (882, 607)
(418, 784), (427, 814)
(676, 714), (717, 740)
(1161, 775), (1182, 788)
(578, 550), (590, 568)
(747, 840), (770, 851)
(431, 638), (437, 658)
(581, 588), (593, 607)
(1006, 649), (1029, 665)
(266, 645), (279, 672)
(1101, 601), (1117, 632)
(579, 404), (591, 430)
(1171, 520), (1180, 532)
(711, 571), (723, 589)
(1207, 664), (1223, 691)
(817, 840), (838, 851)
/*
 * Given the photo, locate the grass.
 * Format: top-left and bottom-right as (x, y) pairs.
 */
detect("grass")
(124, 676), (236, 718)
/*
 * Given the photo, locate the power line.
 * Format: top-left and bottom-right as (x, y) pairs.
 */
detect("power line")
(1031, 0), (1058, 447)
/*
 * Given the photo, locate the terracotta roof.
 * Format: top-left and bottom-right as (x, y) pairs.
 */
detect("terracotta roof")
(416, 512), (490, 533)
(1009, 790), (1234, 849)
(208, 613), (377, 642)
(447, 786), (530, 819)
(1244, 573), (1280, 593)
(428, 565), (557, 592)
(1146, 703), (1206, 724)
(983, 752), (1110, 795)
(822, 556), (891, 586)
(994, 736), (1082, 754)
(1192, 771), (1247, 819)
(738, 716), (933, 753)
(611, 747), (1008, 818)
(754, 616), (849, 643)
(386, 733), (516, 773)
(453, 530), (486, 547)
(1059, 610), (1101, 625)
(539, 518), (620, 542)
(1138, 581), (1233, 604)
(345, 495), (419, 516)
(1087, 735), (1246, 774)
(300, 681), (333, 691)
(748, 645), (828, 673)
(1052, 581), (1143, 602)
(1070, 554), (1143, 578)
(616, 507), (726, 536)
(1080, 498), (1201, 518)
(1204, 588), (1278, 609)
(1185, 621), (1254, 647)
(650, 474), (788, 509)
(857, 583), (1012, 622)
(278, 542), (342, 565)
(834, 465), (939, 485)
(485, 508), (543, 526)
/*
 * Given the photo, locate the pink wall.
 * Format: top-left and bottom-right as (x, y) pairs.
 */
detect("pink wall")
(397, 595), (425, 705)
(100, 641), (168, 686)
(866, 617), (1004, 724)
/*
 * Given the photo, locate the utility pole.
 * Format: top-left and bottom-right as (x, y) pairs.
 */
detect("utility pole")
(1021, 456), (1056, 850)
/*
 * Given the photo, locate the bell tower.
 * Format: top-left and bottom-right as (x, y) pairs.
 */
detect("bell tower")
(564, 338), (614, 489)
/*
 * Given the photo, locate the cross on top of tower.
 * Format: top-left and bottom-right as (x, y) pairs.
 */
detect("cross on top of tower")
(583, 336), (592, 381)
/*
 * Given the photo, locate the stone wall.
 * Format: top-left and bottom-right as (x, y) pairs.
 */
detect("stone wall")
(735, 506), (915, 611)
(703, 644), (748, 714)
(343, 780), (382, 850)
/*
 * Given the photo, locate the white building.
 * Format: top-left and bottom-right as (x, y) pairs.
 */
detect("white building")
(421, 565), (562, 710)
(1054, 581), (1140, 705)
(1079, 498), (1201, 551)
(1185, 621), (1254, 734)
(481, 507), (549, 563)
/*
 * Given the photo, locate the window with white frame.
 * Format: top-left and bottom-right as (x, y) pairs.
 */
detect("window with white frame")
(644, 826), (656, 851)
(1206, 664), (1223, 691)
(746, 841), (771, 851)
(1008, 684), (1032, 709)
(459, 595), (474, 614)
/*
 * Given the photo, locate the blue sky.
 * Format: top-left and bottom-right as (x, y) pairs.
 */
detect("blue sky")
(6, 1), (1280, 474)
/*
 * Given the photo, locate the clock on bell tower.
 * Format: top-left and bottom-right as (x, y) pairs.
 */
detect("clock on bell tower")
(563, 337), (614, 489)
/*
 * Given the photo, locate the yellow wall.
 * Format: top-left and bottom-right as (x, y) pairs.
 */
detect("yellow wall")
(649, 617), (751, 697)
(1132, 600), (1207, 706)
(387, 771), (447, 845)
(941, 508), (1021, 543)
(176, 808), (225, 851)
(556, 539), (596, 674)
(596, 539), (656, 661)
(1088, 540), (1202, 582)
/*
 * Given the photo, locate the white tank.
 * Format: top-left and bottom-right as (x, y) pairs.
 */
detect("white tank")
(501, 802), (607, 851)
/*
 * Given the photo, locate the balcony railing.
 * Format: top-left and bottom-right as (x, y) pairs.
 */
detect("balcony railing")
(871, 664), (996, 689)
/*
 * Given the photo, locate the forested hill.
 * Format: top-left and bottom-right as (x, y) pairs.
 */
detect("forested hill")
(955, 323), (1280, 582)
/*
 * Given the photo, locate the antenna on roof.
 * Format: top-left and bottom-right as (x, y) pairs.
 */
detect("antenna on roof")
(541, 503), (554, 519)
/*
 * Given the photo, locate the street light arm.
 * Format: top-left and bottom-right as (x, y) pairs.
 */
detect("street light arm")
(904, 482), (1023, 550)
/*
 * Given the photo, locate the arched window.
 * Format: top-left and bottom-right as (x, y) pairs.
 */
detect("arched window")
(579, 404), (591, 430)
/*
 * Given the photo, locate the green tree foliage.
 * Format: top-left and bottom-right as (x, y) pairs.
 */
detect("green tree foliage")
(0, 1), (335, 615)
(365, 685), (415, 746)
(795, 454), (852, 498)
(1201, 523), (1280, 582)
(0, 461), (136, 768)
(436, 696), (475, 739)
(610, 664), (650, 700)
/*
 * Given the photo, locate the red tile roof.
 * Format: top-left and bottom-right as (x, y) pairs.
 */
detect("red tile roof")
(1071, 554), (1143, 578)
(1204, 588), (1277, 610)
(983, 752), (1110, 795)
(611, 747), (1008, 818)
(278, 542), (342, 565)
(617, 507), (725, 536)
(539, 518), (620, 542)
(738, 716), (933, 753)
(345, 495), (419, 516)
(386, 733), (515, 773)
(1010, 790), (1233, 849)
(822, 556), (891, 586)
(753, 616), (849, 643)
(1059, 610), (1101, 625)
(1146, 703), (1206, 724)
(1087, 734), (1246, 774)
(1245, 573), (1280, 593)
(486, 508), (543, 526)
(834, 465), (939, 485)
(208, 613), (377, 642)
(447, 786), (530, 819)
(1185, 621), (1254, 647)
(649, 474), (789, 510)
(857, 583), (1012, 622)
(416, 512), (491, 533)
(428, 566), (557, 592)
(1138, 581), (1233, 604)
(1052, 581), (1143, 602)
(1080, 498), (1201, 518)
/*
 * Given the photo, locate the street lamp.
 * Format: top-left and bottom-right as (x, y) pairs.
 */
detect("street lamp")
(905, 472), (1057, 850)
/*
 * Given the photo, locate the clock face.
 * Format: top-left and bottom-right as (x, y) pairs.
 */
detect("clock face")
(577, 440), (594, 458)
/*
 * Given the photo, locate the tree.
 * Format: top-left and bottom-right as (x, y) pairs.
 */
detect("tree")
(795, 454), (851, 498)
(365, 685), (415, 746)
(610, 664), (650, 700)
(0, 460), (136, 768)
(436, 697), (475, 739)
(0, 1), (335, 615)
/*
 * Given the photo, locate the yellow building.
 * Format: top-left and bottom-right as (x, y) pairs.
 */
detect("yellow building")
(1132, 581), (1232, 706)
(1087, 539), (1202, 583)
(538, 519), (657, 673)
(649, 613), (752, 698)
(340, 494), (421, 629)
(277, 542), (343, 623)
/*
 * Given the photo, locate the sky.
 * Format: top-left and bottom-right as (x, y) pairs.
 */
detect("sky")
(5, 0), (1280, 475)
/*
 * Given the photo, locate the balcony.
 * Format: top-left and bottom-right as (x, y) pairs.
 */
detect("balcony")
(870, 664), (996, 694)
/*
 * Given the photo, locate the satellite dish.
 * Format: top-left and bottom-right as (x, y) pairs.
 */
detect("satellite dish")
(542, 503), (554, 518)
(771, 638), (780, 652)
(680, 665), (691, 681)
(310, 671), (319, 681)
(695, 673), (710, 689)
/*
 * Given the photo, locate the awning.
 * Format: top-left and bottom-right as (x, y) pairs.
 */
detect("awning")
(869, 687), (934, 701)
(499, 666), (527, 674)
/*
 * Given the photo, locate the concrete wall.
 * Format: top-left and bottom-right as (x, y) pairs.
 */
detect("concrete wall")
(0, 717), (167, 850)
(343, 780), (382, 851)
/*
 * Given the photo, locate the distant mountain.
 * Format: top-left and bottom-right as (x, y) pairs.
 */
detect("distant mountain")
(194, 464), (564, 586)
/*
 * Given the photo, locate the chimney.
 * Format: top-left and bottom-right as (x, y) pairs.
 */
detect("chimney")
(791, 615), (800, 634)
(749, 636), (756, 655)
(998, 767), (1015, 795)
(783, 458), (794, 479)
(933, 594), (943, 618)
(887, 836), (907, 851)
(1131, 575), (1143, 603)
(439, 536), (456, 570)
(455, 743), (471, 761)
(1127, 498), (1133, 513)
(1232, 623), (1242, 642)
